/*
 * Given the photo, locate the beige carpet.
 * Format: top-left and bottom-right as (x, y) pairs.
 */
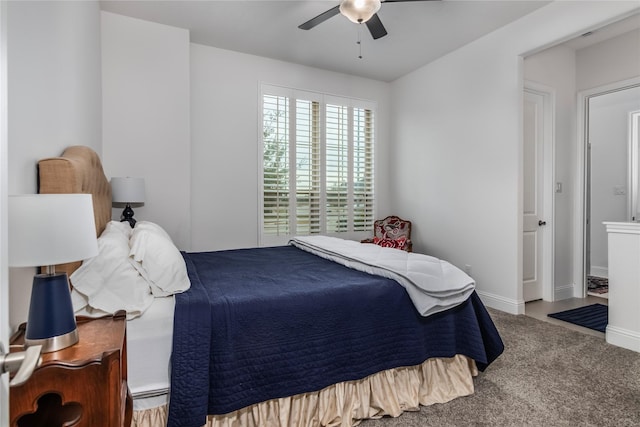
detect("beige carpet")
(361, 308), (640, 427)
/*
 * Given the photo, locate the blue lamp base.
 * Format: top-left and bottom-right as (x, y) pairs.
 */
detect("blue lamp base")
(25, 273), (79, 353)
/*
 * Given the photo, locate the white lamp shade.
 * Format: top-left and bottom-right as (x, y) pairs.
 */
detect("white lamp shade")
(8, 194), (99, 267)
(339, 0), (381, 24)
(111, 177), (145, 204)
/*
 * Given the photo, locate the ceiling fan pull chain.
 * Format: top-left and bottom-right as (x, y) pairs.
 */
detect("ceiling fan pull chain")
(357, 24), (363, 59)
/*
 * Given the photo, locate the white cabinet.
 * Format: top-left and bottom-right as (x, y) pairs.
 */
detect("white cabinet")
(604, 222), (640, 353)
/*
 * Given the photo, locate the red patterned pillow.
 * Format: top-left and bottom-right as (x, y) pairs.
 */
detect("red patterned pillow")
(373, 236), (407, 250)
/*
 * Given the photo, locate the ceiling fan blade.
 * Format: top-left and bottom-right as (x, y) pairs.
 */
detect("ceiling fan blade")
(366, 13), (388, 40)
(298, 5), (341, 30)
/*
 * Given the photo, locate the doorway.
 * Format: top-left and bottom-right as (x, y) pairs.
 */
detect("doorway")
(576, 78), (640, 299)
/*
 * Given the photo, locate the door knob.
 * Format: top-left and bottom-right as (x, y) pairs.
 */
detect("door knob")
(538, 220), (547, 226)
(0, 343), (43, 387)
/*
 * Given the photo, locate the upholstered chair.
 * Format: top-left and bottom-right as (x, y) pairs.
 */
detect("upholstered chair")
(361, 215), (413, 252)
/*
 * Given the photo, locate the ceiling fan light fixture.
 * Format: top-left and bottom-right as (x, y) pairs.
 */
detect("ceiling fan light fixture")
(339, 0), (381, 24)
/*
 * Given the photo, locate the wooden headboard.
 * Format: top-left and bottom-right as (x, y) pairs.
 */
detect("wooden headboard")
(38, 146), (111, 276)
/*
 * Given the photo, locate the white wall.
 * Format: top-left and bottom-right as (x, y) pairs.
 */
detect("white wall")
(8, 1), (102, 194)
(101, 12), (191, 249)
(190, 44), (391, 251)
(390, 1), (640, 314)
(7, 1), (102, 330)
(524, 45), (577, 299)
(101, 13), (390, 253)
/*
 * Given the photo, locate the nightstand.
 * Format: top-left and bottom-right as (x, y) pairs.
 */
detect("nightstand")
(9, 311), (132, 427)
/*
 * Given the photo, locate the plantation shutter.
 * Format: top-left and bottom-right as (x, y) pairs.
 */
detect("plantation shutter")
(325, 104), (349, 233)
(260, 84), (376, 245)
(353, 107), (374, 231)
(295, 99), (322, 235)
(262, 94), (290, 236)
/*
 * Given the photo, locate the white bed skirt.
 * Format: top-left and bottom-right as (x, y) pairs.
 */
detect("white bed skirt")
(132, 354), (477, 427)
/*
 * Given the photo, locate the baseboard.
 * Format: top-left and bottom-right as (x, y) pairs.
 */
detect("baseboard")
(606, 325), (640, 353)
(554, 283), (574, 301)
(589, 266), (608, 279)
(476, 290), (524, 315)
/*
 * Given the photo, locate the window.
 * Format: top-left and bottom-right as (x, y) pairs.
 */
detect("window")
(260, 85), (375, 245)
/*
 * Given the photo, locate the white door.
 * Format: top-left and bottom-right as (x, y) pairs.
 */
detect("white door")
(523, 90), (546, 302)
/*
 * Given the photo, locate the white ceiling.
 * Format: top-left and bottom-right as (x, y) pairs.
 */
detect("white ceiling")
(100, 1), (640, 82)
(100, 0), (553, 82)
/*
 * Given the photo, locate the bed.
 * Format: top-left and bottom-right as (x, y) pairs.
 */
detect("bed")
(37, 146), (504, 427)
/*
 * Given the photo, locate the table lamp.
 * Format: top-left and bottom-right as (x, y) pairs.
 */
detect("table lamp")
(110, 177), (145, 227)
(8, 194), (99, 353)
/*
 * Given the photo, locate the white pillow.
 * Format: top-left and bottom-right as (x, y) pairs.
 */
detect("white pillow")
(107, 220), (133, 239)
(132, 220), (171, 241)
(70, 221), (153, 319)
(129, 221), (190, 297)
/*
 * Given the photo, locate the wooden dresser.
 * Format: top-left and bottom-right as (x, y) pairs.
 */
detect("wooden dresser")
(10, 311), (132, 427)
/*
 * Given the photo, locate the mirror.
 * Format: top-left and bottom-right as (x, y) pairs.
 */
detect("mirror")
(587, 84), (640, 284)
(631, 110), (640, 222)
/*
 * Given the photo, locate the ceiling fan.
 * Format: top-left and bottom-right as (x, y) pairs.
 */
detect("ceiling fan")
(298, 0), (441, 40)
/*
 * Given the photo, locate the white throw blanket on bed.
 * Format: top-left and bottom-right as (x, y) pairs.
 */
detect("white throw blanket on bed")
(290, 236), (475, 317)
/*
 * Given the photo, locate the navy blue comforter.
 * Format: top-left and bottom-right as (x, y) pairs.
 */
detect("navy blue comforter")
(169, 246), (504, 427)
